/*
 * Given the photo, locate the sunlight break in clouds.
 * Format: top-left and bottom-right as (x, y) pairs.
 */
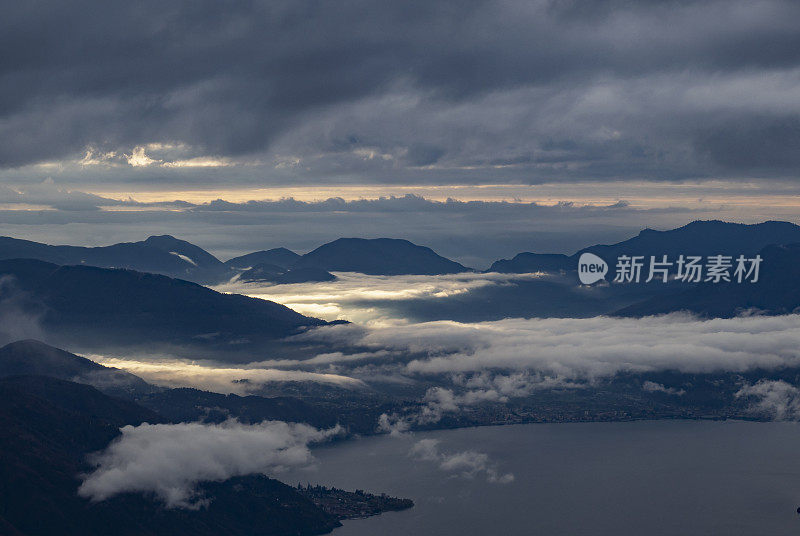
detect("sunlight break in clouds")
(79, 420), (342, 509)
(93, 357), (365, 394)
(214, 271), (546, 322)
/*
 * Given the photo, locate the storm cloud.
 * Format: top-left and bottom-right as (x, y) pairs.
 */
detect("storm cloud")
(2, 0), (800, 186)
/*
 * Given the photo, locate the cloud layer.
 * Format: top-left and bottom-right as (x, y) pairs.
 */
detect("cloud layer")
(3, 0), (800, 186)
(94, 299), (800, 404)
(298, 314), (800, 380)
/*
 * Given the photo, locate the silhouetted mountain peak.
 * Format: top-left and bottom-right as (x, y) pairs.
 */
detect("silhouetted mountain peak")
(293, 237), (470, 275)
(142, 235), (224, 267)
(268, 247), (298, 256)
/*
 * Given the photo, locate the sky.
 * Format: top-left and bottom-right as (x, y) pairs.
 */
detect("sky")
(1, 0), (799, 262)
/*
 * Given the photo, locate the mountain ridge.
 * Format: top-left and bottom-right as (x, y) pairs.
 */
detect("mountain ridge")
(488, 220), (800, 274)
(293, 237), (471, 275)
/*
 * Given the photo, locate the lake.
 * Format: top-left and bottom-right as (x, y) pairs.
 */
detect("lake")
(281, 421), (800, 536)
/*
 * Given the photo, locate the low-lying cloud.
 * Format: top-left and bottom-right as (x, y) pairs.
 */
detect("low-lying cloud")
(736, 380), (800, 420)
(281, 313), (800, 419)
(216, 271), (545, 322)
(88, 312), (800, 417)
(79, 419), (342, 509)
(642, 381), (686, 396)
(409, 439), (514, 484)
(304, 314), (800, 380)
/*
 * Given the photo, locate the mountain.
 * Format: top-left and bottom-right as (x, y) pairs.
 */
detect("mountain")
(225, 248), (301, 271)
(237, 262), (284, 280)
(239, 265), (336, 284)
(488, 253), (570, 274)
(0, 235), (232, 284)
(616, 243), (800, 317)
(0, 259), (329, 356)
(0, 375), (340, 536)
(138, 387), (340, 429)
(0, 339), (377, 433)
(0, 340), (154, 398)
(489, 220), (800, 274)
(292, 238), (470, 275)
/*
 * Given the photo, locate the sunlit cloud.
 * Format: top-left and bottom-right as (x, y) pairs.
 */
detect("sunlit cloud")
(92, 356), (365, 394)
(162, 157), (233, 168)
(126, 146), (161, 167)
(214, 271), (546, 323)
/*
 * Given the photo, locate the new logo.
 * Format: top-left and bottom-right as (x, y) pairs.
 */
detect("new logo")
(578, 252), (608, 284)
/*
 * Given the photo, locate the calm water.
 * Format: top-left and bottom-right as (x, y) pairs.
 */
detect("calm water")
(282, 421), (800, 536)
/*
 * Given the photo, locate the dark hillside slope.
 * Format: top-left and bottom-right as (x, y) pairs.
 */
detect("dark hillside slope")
(0, 375), (340, 536)
(0, 259), (329, 355)
(0, 339), (153, 398)
(616, 243), (800, 317)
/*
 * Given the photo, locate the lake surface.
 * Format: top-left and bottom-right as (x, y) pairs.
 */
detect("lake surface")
(281, 421), (800, 536)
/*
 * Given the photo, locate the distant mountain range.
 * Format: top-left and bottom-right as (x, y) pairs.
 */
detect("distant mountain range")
(489, 220), (800, 274)
(3, 220), (798, 285)
(292, 238), (470, 275)
(0, 235), (473, 283)
(0, 235), (230, 284)
(1, 220), (800, 328)
(615, 243), (800, 317)
(348, 220), (800, 322)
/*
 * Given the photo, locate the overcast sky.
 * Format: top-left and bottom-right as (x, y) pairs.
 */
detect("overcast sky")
(1, 0), (798, 256)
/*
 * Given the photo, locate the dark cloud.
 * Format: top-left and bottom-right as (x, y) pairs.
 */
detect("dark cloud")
(695, 115), (800, 172)
(1, 0), (799, 184)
